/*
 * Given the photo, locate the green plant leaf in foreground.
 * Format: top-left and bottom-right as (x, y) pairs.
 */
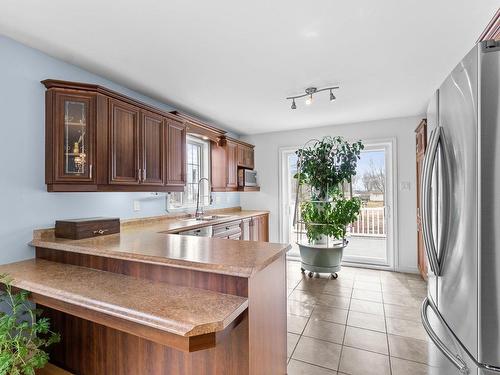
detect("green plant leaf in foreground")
(0, 274), (60, 375)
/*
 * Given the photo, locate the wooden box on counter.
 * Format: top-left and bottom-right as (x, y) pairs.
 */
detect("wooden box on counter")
(55, 217), (120, 240)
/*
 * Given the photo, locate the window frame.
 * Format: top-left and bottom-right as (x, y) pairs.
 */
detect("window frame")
(168, 135), (211, 210)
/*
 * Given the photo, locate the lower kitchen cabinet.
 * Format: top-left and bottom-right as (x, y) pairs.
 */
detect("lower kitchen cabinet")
(212, 220), (242, 239)
(240, 218), (251, 241)
(249, 214), (269, 242)
(191, 214), (268, 242)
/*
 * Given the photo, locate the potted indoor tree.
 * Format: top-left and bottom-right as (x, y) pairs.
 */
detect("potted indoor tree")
(0, 275), (60, 375)
(294, 136), (363, 279)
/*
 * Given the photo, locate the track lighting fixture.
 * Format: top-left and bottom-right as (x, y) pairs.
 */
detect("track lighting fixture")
(286, 85), (339, 109)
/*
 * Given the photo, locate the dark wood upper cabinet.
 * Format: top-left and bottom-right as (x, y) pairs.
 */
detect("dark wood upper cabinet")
(166, 117), (186, 188)
(211, 136), (256, 192)
(43, 80), (257, 193)
(141, 111), (165, 186)
(211, 140), (227, 192)
(211, 137), (238, 192)
(109, 99), (141, 185)
(46, 90), (97, 188)
(226, 140), (238, 190)
(43, 80), (187, 192)
(237, 143), (254, 170)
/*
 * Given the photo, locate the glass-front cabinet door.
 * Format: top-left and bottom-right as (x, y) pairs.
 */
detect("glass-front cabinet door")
(54, 92), (95, 183)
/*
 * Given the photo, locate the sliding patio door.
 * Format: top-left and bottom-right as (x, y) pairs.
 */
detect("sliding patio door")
(343, 142), (394, 267)
(279, 141), (394, 268)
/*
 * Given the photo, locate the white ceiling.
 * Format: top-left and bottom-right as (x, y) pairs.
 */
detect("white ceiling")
(0, 1), (498, 135)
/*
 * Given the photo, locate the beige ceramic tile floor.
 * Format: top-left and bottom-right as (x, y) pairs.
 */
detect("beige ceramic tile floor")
(286, 260), (440, 375)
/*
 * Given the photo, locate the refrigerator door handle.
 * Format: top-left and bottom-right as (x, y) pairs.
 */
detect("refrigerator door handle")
(421, 128), (441, 275)
(421, 297), (469, 374)
(435, 127), (452, 271)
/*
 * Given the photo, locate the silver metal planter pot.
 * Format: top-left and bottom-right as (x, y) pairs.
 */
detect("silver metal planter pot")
(298, 240), (348, 279)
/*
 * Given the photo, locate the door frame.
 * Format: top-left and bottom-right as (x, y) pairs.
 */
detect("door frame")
(278, 146), (301, 259)
(278, 138), (398, 271)
(343, 139), (397, 270)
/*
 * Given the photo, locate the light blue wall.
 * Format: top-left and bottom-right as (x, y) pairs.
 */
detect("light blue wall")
(0, 36), (239, 265)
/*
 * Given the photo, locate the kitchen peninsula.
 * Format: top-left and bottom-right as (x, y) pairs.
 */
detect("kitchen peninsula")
(0, 210), (288, 375)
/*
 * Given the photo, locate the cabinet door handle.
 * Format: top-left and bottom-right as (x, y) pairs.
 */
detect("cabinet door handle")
(142, 168), (146, 182)
(93, 229), (108, 235)
(89, 164), (93, 179)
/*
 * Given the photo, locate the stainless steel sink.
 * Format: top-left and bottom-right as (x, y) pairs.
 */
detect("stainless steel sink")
(180, 214), (234, 222)
(195, 215), (232, 221)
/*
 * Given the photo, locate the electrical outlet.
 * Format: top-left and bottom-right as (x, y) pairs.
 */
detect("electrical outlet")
(133, 200), (141, 211)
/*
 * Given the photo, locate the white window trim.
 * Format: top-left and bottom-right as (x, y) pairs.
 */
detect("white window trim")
(168, 135), (211, 211)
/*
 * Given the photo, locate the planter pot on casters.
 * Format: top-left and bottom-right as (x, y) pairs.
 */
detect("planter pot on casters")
(298, 240), (348, 279)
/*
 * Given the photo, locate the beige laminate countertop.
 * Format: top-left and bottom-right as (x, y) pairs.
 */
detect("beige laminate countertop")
(31, 210), (290, 278)
(0, 259), (248, 337)
(123, 209), (271, 234)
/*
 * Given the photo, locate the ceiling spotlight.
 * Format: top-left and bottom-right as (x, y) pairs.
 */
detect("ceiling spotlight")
(286, 85), (339, 109)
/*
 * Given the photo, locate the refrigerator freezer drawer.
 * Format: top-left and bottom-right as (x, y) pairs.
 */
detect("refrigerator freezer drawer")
(421, 297), (500, 375)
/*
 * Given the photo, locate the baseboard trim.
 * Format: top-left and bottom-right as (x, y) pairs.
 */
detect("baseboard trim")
(395, 266), (419, 274)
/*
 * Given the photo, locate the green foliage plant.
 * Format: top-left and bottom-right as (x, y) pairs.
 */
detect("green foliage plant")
(301, 191), (362, 242)
(295, 136), (364, 243)
(0, 275), (60, 375)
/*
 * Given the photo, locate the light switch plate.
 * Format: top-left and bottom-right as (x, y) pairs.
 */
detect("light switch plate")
(400, 181), (411, 191)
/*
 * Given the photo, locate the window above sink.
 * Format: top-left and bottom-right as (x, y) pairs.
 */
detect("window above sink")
(169, 135), (211, 210)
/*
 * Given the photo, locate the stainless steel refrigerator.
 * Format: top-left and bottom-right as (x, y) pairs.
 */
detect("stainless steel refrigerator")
(421, 39), (500, 375)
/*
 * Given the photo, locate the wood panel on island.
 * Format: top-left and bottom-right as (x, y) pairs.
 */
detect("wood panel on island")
(44, 81), (258, 193)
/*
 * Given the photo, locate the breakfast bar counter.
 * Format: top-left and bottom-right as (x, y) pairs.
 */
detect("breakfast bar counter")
(20, 210), (290, 375)
(31, 227), (282, 278)
(0, 259), (248, 345)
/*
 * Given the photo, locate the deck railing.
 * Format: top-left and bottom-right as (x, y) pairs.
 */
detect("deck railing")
(350, 207), (386, 237)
